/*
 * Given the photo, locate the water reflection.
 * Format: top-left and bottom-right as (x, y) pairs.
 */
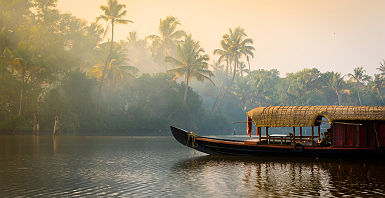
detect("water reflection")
(1, 136), (385, 197)
(173, 156), (385, 197)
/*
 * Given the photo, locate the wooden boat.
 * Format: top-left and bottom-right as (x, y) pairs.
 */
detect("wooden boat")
(170, 106), (385, 157)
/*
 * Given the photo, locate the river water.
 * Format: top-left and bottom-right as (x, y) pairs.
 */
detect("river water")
(0, 135), (384, 197)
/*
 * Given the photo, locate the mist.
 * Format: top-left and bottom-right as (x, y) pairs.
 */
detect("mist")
(0, 0), (384, 136)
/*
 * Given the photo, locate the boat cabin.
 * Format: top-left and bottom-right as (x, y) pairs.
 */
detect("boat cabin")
(246, 106), (385, 149)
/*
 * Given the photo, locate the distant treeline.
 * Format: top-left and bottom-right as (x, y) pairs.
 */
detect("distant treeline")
(0, 0), (384, 135)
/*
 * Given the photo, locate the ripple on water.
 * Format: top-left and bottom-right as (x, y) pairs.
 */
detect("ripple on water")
(0, 136), (385, 197)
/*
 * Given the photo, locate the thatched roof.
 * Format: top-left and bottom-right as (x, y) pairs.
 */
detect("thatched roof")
(247, 106), (385, 127)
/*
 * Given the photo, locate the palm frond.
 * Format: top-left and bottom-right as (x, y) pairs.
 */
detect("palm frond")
(165, 56), (183, 66)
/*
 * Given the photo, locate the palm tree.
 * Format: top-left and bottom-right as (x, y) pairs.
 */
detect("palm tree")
(324, 72), (345, 105)
(1, 48), (26, 116)
(246, 55), (253, 73)
(348, 67), (370, 105)
(166, 34), (214, 106)
(88, 42), (134, 90)
(213, 44), (231, 77)
(88, 54), (137, 113)
(12, 57), (26, 116)
(378, 60), (385, 77)
(211, 27), (255, 112)
(231, 77), (253, 111)
(88, 58), (137, 92)
(146, 16), (186, 71)
(238, 61), (246, 77)
(2, 48), (46, 116)
(223, 27), (255, 83)
(96, 0), (133, 110)
(372, 74), (384, 103)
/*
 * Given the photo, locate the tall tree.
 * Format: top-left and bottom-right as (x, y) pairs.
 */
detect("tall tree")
(378, 60), (385, 77)
(212, 27), (255, 112)
(125, 31), (154, 73)
(323, 72), (345, 105)
(213, 44), (231, 77)
(96, 0), (133, 110)
(371, 74), (384, 103)
(223, 27), (255, 83)
(348, 67), (370, 105)
(166, 34), (214, 106)
(146, 16), (186, 71)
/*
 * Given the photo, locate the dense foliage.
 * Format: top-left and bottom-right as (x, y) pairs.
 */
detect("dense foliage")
(0, 0), (384, 135)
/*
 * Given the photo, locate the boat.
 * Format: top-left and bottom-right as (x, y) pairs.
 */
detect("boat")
(170, 106), (385, 157)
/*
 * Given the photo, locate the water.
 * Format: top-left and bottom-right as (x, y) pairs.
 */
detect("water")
(1, 135), (385, 197)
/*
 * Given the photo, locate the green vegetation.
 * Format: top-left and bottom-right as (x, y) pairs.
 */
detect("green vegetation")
(166, 34), (214, 106)
(0, 0), (384, 135)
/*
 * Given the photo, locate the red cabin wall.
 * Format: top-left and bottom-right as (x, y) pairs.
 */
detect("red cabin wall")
(345, 125), (355, 147)
(332, 124), (345, 147)
(367, 122), (376, 149)
(378, 122), (385, 147)
(332, 121), (385, 148)
(359, 124), (367, 148)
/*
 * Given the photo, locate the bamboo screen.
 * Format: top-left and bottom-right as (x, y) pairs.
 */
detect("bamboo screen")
(247, 106), (385, 127)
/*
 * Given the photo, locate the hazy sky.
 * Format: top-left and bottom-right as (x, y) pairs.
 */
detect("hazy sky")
(57, 0), (385, 76)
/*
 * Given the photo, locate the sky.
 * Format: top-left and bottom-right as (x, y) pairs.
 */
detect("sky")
(57, 0), (385, 76)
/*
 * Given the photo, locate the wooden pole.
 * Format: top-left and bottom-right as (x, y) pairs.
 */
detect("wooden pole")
(318, 125), (321, 142)
(312, 126), (314, 147)
(292, 127), (295, 145)
(299, 127), (302, 139)
(266, 127), (269, 144)
(53, 115), (58, 138)
(258, 127), (261, 143)
(33, 113), (37, 136)
(33, 113), (39, 136)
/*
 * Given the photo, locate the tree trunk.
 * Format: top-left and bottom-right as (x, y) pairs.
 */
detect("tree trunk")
(335, 90), (341, 105)
(225, 57), (229, 77)
(212, 57), (238, 112)
(357, 83), (362, 106)
(53, 115), (59, 138)
(164, 47), (168, 71)
(98, 21), (115, 111)
(18, 66), (25, 116)
(211, 58), (229, 112)
(183, 73), (190, 107)
(33, 113), (39, 136)
(377, 88), (383, 103)
(229, 56), (238, 89)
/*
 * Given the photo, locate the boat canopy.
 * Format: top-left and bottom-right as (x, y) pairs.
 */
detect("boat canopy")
(247, 106), (385, 127)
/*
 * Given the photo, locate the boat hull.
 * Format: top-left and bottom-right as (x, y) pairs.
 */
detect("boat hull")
(170, 126), (385, 158)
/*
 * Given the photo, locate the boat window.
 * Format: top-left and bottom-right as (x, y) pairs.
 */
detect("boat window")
(266, 127), (293, 135)
(315, 116), (331, 134)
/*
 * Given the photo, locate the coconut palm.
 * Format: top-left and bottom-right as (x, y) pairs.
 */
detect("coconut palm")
(12, 58), (26, 116)
(2, 48), (46, 116)
(348, 67), (370, 105)
(324, 72), (345, 105)
(166, 34), (214, 106)
(223, 27), (255, 82)
(88, 59), (137, 92)
(1, 48), (27, 116)
(231, 77), (253, 111)
(246, 55), (252, 72)
(212, 27), (255, 112)
(372, 74), (384, 102)
(213, 45), (232, 77)
(146, 16), (186, 71)
(88, 42), (134, 90)
(378, 60), (385, 77)
(96, 0), (133, 109)
(238, 62), (247, 77)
